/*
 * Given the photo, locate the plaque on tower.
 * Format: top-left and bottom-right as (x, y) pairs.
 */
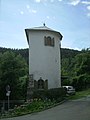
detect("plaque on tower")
(28, 74), (34, 88)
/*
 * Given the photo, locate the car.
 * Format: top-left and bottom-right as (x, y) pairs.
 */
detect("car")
(62, 86), (76, 95)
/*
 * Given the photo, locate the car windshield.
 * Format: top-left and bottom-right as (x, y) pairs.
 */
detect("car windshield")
(68, 87), (73, 89)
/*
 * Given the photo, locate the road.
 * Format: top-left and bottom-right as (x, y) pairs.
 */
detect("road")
(2, 96), (90, 120)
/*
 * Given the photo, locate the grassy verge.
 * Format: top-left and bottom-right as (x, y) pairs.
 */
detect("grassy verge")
(0, 99), (65, 119)
(1, 89), (90, 119)
(68, 88), (90, 100)
(0, 88), (66, 119)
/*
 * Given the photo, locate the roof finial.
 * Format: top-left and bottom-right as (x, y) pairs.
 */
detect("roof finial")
(43, 23), (45, 26)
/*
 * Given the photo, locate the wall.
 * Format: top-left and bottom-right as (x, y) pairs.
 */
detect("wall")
(28, 30), (61, 89)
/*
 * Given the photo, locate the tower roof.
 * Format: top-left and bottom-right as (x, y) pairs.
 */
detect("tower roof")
(25, 25), (63, 43)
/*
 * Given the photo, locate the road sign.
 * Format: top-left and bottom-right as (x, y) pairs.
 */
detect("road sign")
(6, 85), (10, 92)
(6, 91), (11, 96)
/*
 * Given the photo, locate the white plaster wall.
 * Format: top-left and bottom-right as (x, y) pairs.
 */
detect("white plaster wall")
(28, 30), (61, 89)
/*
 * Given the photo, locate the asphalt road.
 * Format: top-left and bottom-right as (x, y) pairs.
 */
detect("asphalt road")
(2, 96), (90, 120)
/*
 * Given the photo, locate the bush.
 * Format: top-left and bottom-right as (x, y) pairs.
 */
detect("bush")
(71, 74), (90, 91)
(32, 88), (66, 102)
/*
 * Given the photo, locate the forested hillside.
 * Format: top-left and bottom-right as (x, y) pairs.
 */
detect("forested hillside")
(0, 47), (80, 64)
(61, 48), (81, 78)
(61, 48), (80, 59)
(0, 47), (90, 100)
(0, 47), (28, 100)
(0, 47), (29, 64)
(61, 48), (90, 90)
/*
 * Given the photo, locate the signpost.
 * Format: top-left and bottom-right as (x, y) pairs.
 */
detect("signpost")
(6, 85), (11, 111)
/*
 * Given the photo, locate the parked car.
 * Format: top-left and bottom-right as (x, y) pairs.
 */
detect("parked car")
(62, 86), (76, 95)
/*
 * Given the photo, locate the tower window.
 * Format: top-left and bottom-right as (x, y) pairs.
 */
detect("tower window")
(38, 79), (44, 89)
(44, 36), (55, 47)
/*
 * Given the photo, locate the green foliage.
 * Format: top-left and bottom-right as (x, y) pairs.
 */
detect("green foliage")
(72, 74), (90, 91)
(0, 97), (66, 118)
(1, 100), (56, 118)
(71, 49), (90, 91)
(61, 78), (71, 86)
(0, 47), (29, 65)
(33, 88), (66, 102)
(61, 48), (80, 79)
(0, 47), (90, 97)
(61, 48), (80, 59)
(74, 51), (90, 75)
(0, 51), (28, 100)
(68, 88), (90, 100)
(61, 48), (90, 91)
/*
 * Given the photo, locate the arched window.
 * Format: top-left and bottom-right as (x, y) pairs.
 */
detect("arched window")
(38, 78), (44, 89)
(44, 36), (55, 47)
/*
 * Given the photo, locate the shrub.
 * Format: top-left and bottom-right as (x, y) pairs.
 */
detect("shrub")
(72, 74), (90, 91)
(32, 88), (66, 102)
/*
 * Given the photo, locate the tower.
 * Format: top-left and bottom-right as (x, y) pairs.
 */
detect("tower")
(25, 25), (63, 99)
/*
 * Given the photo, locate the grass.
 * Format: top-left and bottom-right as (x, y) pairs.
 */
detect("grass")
(0, 88), (90, 119)
(0, 99), (62, 119)
(68, 88), (90, 100)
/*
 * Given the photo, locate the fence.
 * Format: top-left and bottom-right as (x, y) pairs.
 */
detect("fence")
(0, 100), (25, 112)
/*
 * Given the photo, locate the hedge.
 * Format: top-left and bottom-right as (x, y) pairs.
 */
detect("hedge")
(32, 88), (66, 102)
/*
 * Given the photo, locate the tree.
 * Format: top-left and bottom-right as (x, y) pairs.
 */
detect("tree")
(72, 49), (90, 90)
(0, 51), (28, 100)
(74, 50), (90, 75)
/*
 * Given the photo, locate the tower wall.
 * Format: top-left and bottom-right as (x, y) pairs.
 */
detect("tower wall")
(28, 30), (61, 89)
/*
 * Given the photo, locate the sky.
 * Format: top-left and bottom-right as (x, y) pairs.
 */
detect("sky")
(0, 0), (90, 50)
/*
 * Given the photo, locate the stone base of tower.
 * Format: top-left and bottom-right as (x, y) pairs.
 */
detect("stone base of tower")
(27, 87), (34, 100)
(27, 75), (48, 100)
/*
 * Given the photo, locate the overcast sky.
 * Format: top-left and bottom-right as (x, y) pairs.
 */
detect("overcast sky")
(0, 0), (90, 50)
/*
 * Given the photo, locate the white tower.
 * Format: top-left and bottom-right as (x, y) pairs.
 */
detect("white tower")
(25, 24), (63, 91)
